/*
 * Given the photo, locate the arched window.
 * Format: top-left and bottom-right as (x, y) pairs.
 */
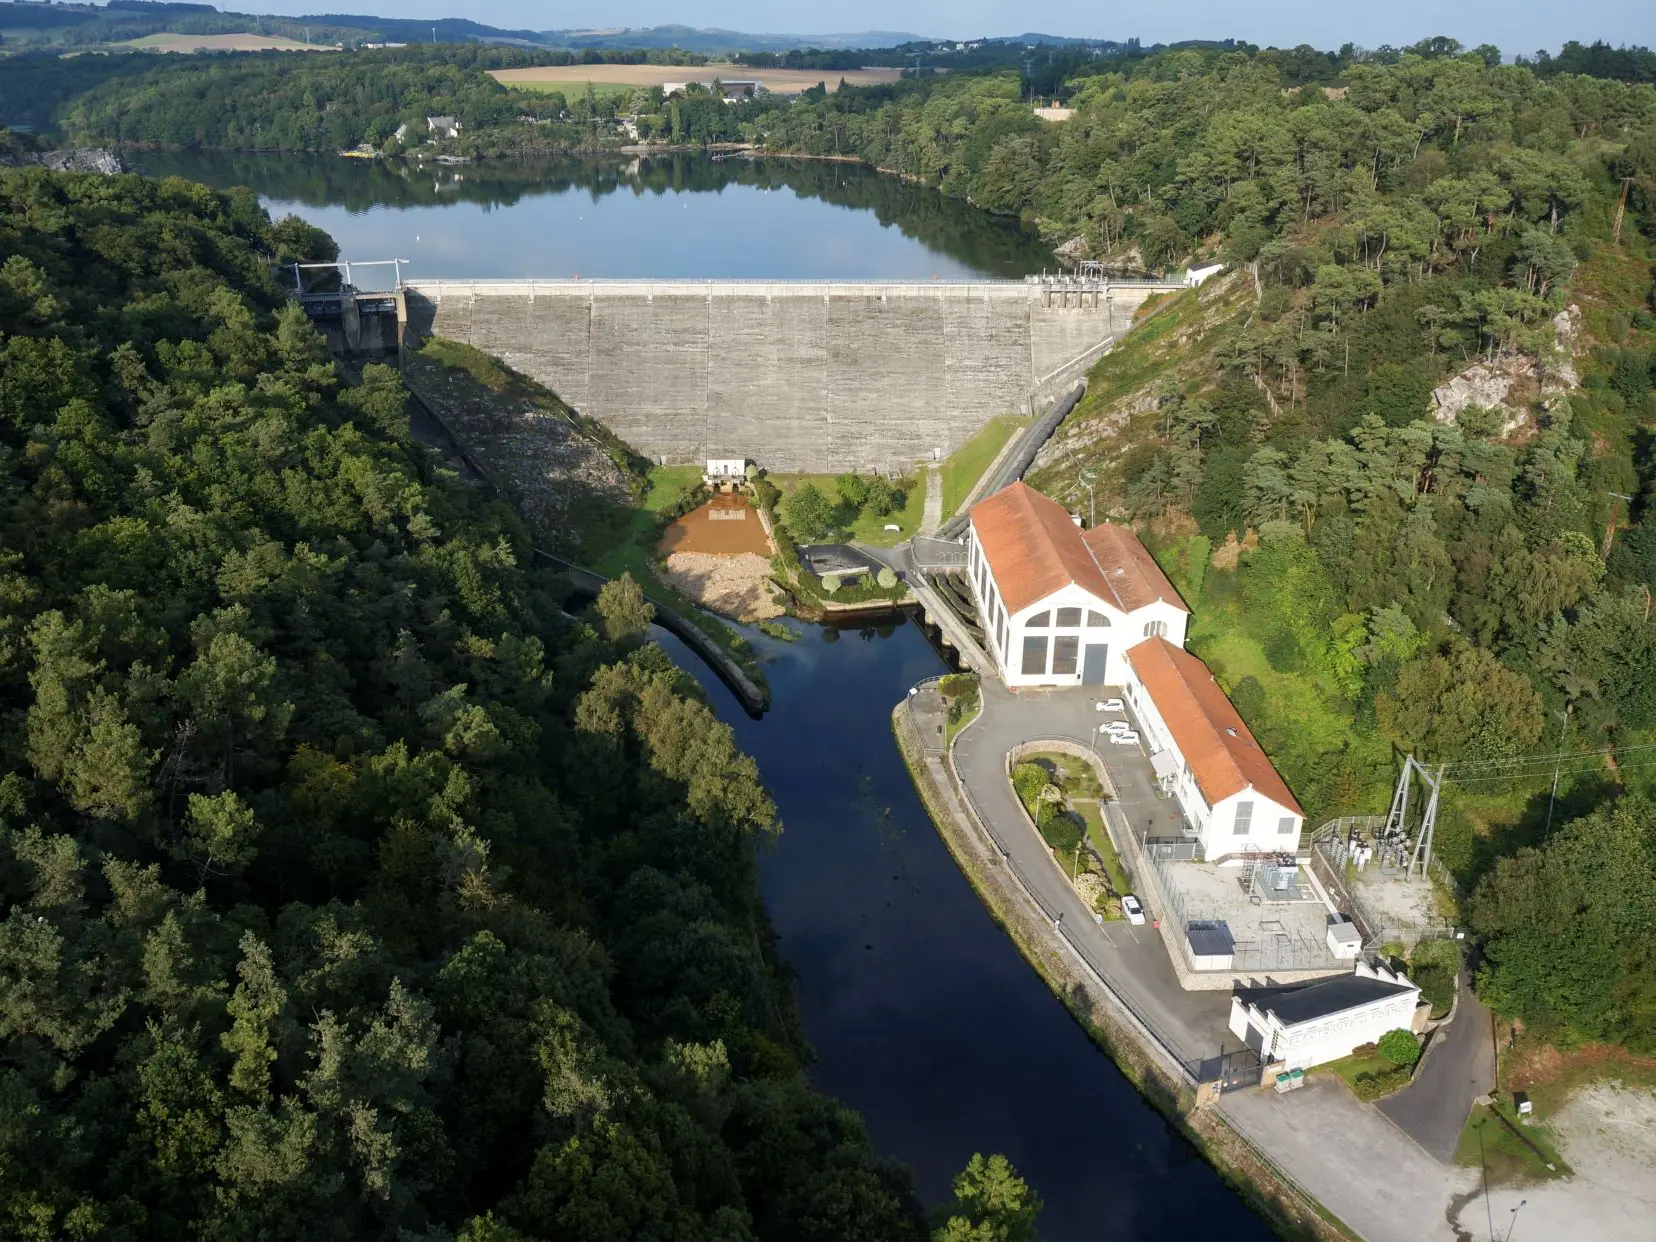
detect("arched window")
(1086, 610), (1110, 627)
(1142, 619), (1167, 638)
(1027, 611), (1050, 628)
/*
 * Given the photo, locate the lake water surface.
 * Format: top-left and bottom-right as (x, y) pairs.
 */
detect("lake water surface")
(159, 149), (1273, 1240)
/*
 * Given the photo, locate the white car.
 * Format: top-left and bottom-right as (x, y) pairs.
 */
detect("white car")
(1101, 720), (1133, 734)
(1121, 894), (1146, 925)
(1108, 730), (1141, 746)
(1096, 698), (1125, 713)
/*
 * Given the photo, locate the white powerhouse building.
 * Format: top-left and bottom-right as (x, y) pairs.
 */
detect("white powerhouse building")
(966, 482), (1189, 688)
(966, 481), (1303, 862)
(1228, 961), (1422, 1069)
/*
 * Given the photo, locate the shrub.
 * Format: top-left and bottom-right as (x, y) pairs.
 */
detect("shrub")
(821, 573), (840, 594)
(1012, 762), (1050, 812)
(876, 566), (898, 589)
(1351, 1042), (1378, 1059)
(1036, 803), (1083, 855)
(1377, 1029), (1421, 1067)
(784, 482), (835, 540)
(1351, 1065), (1411, 1101)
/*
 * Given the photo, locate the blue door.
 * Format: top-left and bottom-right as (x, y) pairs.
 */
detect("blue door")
(1082, 643), (1108, 685)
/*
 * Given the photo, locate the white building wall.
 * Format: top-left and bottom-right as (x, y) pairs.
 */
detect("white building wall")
(1122, 664), (1301, 858)
(966, 524), (1186, 690)
(1206, 788), (1304, 862)
(1229, 988), (1421, 1071)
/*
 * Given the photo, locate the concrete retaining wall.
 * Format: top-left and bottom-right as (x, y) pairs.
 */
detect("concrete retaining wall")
(403, 280), (1164, 473)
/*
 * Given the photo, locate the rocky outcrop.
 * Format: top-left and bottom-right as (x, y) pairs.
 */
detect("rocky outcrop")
(0, 147), (127, 175)
(1431, 303), (1582, 436)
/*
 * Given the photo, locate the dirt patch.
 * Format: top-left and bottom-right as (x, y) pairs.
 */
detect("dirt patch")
(659, 496), (773, 556)
(1507, 1039), (1656, 1094)
(660, 552), (781, 622)
(1459, 1082), (1656, 1242)
(491, 64), (904, 94)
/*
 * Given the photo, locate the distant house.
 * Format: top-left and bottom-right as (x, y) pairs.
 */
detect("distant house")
(718, 81), (759, 102)
(965, 482), (1188, 689)
(1185, 263), (1225, 287)
(1228, 961), (1422, 1070)
(426, 116), (461, 140)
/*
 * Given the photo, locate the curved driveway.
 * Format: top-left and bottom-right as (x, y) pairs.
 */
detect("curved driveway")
(950, 681), (1234, 1070)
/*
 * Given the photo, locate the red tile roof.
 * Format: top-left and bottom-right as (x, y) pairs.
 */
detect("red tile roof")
(1124, 637), (1303, 815)
(1083, 523), (1189, 614)
(968, 482), (1113, 614)
(968, 482), (1187, 617)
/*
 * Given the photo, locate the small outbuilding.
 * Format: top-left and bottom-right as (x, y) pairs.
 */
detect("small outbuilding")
(1228, 961), (1420, 1070)
(426, 116), (462, 140)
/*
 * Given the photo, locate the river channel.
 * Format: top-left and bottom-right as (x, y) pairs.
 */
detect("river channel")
(158, 150), (1275, 1240)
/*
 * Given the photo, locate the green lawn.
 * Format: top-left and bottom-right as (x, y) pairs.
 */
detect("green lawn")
(1315, 1049), (1412, 1102)
(768, 472), (925, 546)
(939, 415), (1027, 519)
(1456, 1103), (1570, 1184)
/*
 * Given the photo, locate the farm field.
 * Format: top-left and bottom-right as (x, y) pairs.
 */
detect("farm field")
(491, 63), (905, 95)
(116, 32), (329, 52)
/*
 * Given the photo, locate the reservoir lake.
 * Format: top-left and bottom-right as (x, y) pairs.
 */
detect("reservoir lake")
(154, 149), (1276, 1242)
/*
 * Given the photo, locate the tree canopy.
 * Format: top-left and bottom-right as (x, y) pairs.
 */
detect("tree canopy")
(0, 163), (1029, 1238)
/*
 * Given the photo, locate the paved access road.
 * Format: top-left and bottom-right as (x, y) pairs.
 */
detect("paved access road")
(1378, 971), (1497, 1162)
(949, 681), (1235, 1070)
(1222, 1079), (1477, 1242)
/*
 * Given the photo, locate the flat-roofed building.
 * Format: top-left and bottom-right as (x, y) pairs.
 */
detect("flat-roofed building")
(1228, 961), (1422, 1070)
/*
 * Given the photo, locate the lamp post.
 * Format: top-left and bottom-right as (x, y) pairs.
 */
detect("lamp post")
(1503, 1198), (1527, 1242)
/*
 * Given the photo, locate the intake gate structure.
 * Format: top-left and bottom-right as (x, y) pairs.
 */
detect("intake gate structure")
(401, 278), (1177, 474)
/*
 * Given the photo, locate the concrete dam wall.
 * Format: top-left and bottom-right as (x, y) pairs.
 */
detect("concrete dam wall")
(402, 279), (1170, 474)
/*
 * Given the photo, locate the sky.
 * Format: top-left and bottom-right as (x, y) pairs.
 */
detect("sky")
(249, 0), (1653, 56)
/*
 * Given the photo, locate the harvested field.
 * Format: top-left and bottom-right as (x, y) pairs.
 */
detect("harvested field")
(659, 496), (773, 556)
(118, 33), (328, 52)
(661, 552), (781, 622)
(491, 63), (904, 95)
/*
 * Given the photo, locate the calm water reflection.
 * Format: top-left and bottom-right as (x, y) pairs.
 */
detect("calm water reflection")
(660, 621), (1273, 1242)
(141, 150), (1056, 281)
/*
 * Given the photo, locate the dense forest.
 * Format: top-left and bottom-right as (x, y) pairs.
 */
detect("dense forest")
(0, 165), (1040, 1238)
(909, 49), (1656, 1052)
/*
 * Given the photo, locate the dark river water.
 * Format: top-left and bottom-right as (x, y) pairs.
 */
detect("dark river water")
(154, 150), (1272, 1239)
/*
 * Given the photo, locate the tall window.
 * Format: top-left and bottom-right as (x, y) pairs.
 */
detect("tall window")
(1278, 816), (1298, 837)
(1055, 607), (1082, 628)
(1027, 611), (1050, 628)
(1052, 635), (1079, 676)
(1232, 800), (1254, 836)
(1021, 635), (1048, 676)
(1142, 619), (1167, 638)
(1086, 610), (1110, 627)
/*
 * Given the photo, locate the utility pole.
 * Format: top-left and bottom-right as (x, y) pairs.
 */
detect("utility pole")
(1388, 756), (1444, 881)
(1604, 491), (1634, 559)
(1544, 707), (1572, 838)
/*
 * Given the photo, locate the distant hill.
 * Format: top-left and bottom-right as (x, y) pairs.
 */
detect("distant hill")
(0, 4), (923, 54)
(537, 26), (927, 54)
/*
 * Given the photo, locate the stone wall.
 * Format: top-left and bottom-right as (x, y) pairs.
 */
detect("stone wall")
(403, 281), (1163, 473)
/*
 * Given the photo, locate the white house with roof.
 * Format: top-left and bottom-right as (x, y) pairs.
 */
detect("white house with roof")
(1123, 637), (1304, 860)
(965, 482), (1188, 689)
(1228, 961), (1422, 1070)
